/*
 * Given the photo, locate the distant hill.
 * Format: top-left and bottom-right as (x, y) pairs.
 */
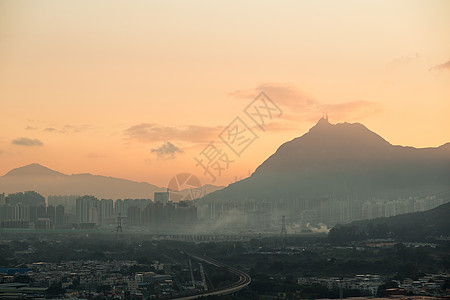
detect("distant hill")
(199, 118), (450, 205)
(0, 164), (223, 200)
(4, 163), (65, 177)
(329, 199), (450, 242)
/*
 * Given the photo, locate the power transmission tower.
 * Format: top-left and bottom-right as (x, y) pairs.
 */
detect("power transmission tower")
(189, 258), (195, 288)
(281, 215), (287, 235)
(199, 263), (208, 291)
(338, 277), (344, 300)
(115, 212), (123, 238)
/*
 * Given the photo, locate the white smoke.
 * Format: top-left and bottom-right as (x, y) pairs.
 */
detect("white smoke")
(306, 222), (329, 233)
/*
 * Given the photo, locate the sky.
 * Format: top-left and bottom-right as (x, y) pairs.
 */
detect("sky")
(1, 0), (449, 187)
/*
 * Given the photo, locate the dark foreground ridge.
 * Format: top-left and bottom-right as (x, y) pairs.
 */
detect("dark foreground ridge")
(329, 196), (450, 243)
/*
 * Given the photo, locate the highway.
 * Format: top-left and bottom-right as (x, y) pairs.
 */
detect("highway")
(173, 255), (251, 299)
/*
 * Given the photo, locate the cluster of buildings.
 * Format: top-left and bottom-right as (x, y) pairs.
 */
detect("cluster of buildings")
(297, 274), (384, 296)
(198, 195), (448, 230)
(0, 260), (165, 299)
(296, 274), (450, 297)
(0, 191), (197, 230)
(394, 274), (450, 297)
(1, 190), (447, 232)
(0, 192), (62, 230)
(73, 192), (197, 229)
(0, 259), (209, 299)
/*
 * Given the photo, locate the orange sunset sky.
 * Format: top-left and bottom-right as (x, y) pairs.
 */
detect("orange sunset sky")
(1, 0), (449, 187)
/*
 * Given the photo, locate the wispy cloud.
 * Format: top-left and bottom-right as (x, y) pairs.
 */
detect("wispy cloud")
(86, 152), (107, 159)
(429, 59), (450, 72)
(61, 124), (93, 133)
(231, 82), (381, 123)
(124, 123), (223, 144)
(231, 83), (317, 111)
(250, 121), (302, 132)
(151, 141), (184, 159)
(389, 53), (420, 66)
(125, 83), (381, 144)
(27, 124), (93, 134)
(320, 100), (381, 121)
(47, 124), (93, 134)
(12, 137), (44, 146)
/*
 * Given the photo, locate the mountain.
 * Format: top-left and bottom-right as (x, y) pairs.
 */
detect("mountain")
(329, 199), (450, 242)
(0, 164), (224, 199)
(4, 163), (66, 177)
(199, 118), (450, 205)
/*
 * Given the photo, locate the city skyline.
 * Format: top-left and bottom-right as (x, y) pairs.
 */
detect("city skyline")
(1, 1), (450, 186)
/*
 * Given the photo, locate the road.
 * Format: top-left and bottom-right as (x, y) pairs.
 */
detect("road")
(173, 255), (251, 299)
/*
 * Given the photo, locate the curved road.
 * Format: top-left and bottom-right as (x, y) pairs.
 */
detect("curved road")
(173, 255), (251, 299)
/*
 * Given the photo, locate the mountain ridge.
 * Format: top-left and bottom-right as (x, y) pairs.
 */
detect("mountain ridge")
(0, 163), (224, 200)
(329, 199), (450, 242)
(199, 118), (450, 206)
(4, 163), (67, 177)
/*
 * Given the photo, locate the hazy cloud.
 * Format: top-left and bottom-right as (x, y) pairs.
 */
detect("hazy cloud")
(61, 124), (92, 133)
(231, 83), (317, 110)
(151, 142), (184, 159)
(250, 121), (301, 132)
(124, 123), (223, 144)
(389, 53), (420, 65)
(231, 83), (381, 123)
(26, 124), (92, 133)
(86, 152), (107, 159)
(430, 59), (450, 72)
(12, 137), (44, 146)
(320, 100), (382, 121)
(47, 124), (93, 134)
